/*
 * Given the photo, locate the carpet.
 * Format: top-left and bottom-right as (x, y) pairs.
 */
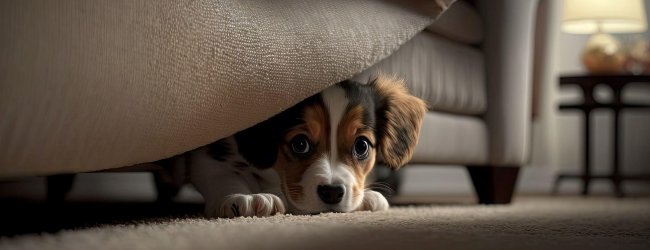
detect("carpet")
(1, 196), (649, 250)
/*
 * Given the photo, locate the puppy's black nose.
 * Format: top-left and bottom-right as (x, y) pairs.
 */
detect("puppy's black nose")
(317, 184), (345, 204)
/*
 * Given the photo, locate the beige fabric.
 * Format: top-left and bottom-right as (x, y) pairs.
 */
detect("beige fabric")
(0, 0), (454, 178)
(478, 0), (536, 166)
(353, 32), (486, 115)
(426, 0), (484, 44)
(1, 197), (649, 249)
(410, 111), (489, 165)
(355, 0), (537, 168)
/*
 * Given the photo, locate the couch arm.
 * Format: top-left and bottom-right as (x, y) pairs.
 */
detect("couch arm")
(478, 0), (537, 166)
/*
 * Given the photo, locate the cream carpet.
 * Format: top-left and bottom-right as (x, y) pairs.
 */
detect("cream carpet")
(1, 196), (649, 250)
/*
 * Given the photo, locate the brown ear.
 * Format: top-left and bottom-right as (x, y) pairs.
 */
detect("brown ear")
(372, 74), (427, 169)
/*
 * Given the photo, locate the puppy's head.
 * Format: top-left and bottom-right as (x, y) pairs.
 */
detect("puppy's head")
(237, 74), (426, 214)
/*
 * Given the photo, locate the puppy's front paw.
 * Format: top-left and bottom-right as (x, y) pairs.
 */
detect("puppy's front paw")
(219, 193), (286, 218)
(358, 190), (390, 212)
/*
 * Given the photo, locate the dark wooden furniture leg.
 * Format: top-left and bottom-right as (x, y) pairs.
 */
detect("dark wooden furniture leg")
(611, 84), (624, 197)
(466, 166), (519, 204)
(582, 109), (592, 195)
(153, 171), (181, 203)
(46, 174), (76, 203)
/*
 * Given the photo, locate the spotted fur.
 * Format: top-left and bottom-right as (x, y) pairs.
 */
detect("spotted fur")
(180, 75), (426, 218)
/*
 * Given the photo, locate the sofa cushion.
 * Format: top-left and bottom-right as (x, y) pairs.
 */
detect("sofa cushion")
(0, 0), (455, 177)
(410, 111), (489, 165)
(353, 32), (487, 115)
(425, 0), (483, 45)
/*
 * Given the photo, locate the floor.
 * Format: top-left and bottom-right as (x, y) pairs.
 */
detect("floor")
(1, 195), (649, 250)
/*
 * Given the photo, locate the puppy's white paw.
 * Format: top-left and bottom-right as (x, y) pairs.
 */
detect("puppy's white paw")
(358, 190), (390, 212)
(218, 193), (286, 218)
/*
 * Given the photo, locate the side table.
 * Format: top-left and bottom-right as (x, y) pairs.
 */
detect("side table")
(553, 75), (650, 196)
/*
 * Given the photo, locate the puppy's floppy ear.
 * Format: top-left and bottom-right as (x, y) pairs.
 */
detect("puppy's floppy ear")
(372, 74), (427, 169)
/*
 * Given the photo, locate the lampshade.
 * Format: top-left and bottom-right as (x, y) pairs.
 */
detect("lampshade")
(562, 0), (648, 34)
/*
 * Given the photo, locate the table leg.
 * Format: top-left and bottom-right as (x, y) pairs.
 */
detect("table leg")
(612, 86), (624, 197)
(582, 110), (592, 195)
(612, 109), (624, 197)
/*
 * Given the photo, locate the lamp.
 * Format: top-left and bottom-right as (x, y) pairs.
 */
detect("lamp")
(562, 0), (648, 74)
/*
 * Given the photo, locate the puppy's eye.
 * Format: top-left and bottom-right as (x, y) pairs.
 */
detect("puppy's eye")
(353, 137), (371, 160)
(290, 134), (311, 154)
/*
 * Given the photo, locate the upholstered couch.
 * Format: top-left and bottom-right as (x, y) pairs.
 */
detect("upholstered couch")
(0, 0), (450, 177)
(0, 0), (536, 204)
(356, 0), (537, 204)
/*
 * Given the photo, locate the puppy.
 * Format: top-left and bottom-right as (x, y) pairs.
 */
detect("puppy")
(173, 74), (426, 218)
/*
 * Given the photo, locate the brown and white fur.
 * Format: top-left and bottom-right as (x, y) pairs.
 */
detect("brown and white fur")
(179, 74), (426, 218)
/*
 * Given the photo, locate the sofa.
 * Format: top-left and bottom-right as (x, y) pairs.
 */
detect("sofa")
(356, 0), (537, 204)
(0, 0), (536, 204)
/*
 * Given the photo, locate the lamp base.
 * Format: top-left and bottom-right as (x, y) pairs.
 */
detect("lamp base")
(581, 33), (625, 74)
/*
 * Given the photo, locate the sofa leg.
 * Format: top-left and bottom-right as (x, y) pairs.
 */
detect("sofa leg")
(466, 166), (519, 204)
(46, 174), (76, 203)
(153, 172), (181, 203)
